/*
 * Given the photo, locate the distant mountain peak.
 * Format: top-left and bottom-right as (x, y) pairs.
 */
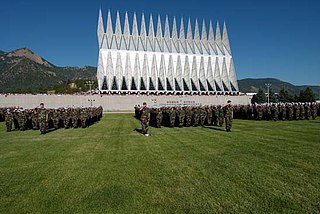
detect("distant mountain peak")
(238, 78), (319, 95)
(7, 48), (54, 68)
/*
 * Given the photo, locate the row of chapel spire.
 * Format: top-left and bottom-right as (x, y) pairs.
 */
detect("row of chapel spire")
(97, 10), (232, 56)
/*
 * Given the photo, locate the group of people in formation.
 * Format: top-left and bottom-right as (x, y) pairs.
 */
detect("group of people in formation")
(0, 103), (103, 134)
(135, 101), (319, 136)
(233, 102), (319, 121)
(135, 100), (234, 136)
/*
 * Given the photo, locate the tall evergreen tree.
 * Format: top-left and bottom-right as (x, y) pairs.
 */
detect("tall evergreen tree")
(251, 88), (266, 104)
(299, 87), (316, 102)
(279, 88), (293, 102)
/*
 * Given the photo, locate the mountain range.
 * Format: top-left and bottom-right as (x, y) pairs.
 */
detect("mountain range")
(238, 78), (319, 96)
(0, 48), (318, 97)
(0, 48), (96, 92)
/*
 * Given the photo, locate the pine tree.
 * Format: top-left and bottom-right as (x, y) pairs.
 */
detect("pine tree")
(251, 88), (266, 104)
(299, 87), (316, 102)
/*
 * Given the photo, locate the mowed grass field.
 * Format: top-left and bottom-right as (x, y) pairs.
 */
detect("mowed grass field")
(0, 114), (320, 213)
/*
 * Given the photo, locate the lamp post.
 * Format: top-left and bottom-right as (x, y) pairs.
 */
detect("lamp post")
(265, 83), (271, 104)
(85, 80), (95, 106)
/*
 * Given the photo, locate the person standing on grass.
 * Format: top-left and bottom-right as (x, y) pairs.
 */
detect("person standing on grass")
(224, 100), (233, 132)
(140, 102), (150, 136)
(5, 109), (13, 132)
(39, 103), (48, 134)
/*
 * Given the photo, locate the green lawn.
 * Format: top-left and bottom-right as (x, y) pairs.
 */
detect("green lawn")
(1, 114), (320, 213)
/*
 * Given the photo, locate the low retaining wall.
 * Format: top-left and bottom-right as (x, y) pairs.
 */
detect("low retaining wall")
(0, 94), (252, 111)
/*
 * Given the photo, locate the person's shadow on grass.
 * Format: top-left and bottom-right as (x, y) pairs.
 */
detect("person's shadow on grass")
(203, 126), (226, 132)
(134, 128), (143, 134)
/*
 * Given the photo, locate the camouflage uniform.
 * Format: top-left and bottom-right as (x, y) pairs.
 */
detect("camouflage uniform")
(38, 108), (48, 134)
(52, 109), (60, 129)
(140, 106), (150, 134)
(193, 107), (200, 126)
(218, 106), (224, 127)
(304, 104), (311, 120)
(18, 110), (26, 131)
(212, 106), (219, 126)
(80, 108), (88, 128)
(206, 106), (213, 125)
(280, 105), (287, 121)
(224, 104), (233, 132)
(5, 110), (13, 132)
(293, 104), (300, 120)
(185, 107), (193, 127)
(169, 108), (176, 127)
(311, 103), (317, 120)
(299, 104), (305, 120)
(64, 108), (72, 128)
(199, 107), (207, 126)
(31, 109), (39, 130)
(287, 104), (294, 121)
(177, 107), (185, 127)
(156, 108), (163, 128)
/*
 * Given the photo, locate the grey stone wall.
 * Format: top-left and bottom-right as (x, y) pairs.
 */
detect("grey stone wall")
(0, 94), (252, 111)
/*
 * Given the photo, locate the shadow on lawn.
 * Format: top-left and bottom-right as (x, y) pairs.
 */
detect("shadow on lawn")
(203, 126), (226, 132)
(134, 128), (143, 134)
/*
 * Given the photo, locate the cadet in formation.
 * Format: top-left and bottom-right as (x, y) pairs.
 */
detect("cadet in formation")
(233, 102), (319, 121)
(2, 104), (103, 134)
(135, 104), (228, 131)
(140, 102), (150, 136)
(134, 102), (319, 133)
(224, 100), (233, 132)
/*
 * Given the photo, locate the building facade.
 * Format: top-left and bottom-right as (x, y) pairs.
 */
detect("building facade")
(97, 10), (239, 94)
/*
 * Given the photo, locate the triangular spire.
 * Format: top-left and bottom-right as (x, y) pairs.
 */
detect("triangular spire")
(123, 12), (130, 50)
(179, 17), (187, 53)
(183, 56), (191, 91)
(191, 56), (199, 91)
(115, 11), (122, 49)
(97, 50), (105, 90)
(167, 55), (174, 90)
(175, 55), (183, 91)
(124, 53), (132, 90)
(97, 9), (105, 48)
(221, 58), (231, 91)
(106, 10), (113, 49)
(119, 35), (126, 50)
(101, 34), (108, 49)
(199, 57), (207, 91)
(156, 15), (163, 51)
(148, 14), (155, 51)
(140, 13), (147, 51)
(132, 12), (139, 50)
(206, 57), (216, 91)
(194, 19), (202, 54)
(142, 54), (149, 90)
(201, 19), (209, 54)
(133, 53), (141, 90)
(222, 21), (231, 55)
(172, 16), (179, 53)
(164, 15), (171, 52)
(187, 18), (195, 54)
(229, 58), (239, 91)
(110, 35), (117, 50)
(150, 54), (158, 90)
(208, 20), (217, 54)
(159, 55), (166, 90)
(106, 52), (114, 90)
(215, 21), (224, 54)
(115, 52), (123, 90)
(214, 57), (223, 91)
